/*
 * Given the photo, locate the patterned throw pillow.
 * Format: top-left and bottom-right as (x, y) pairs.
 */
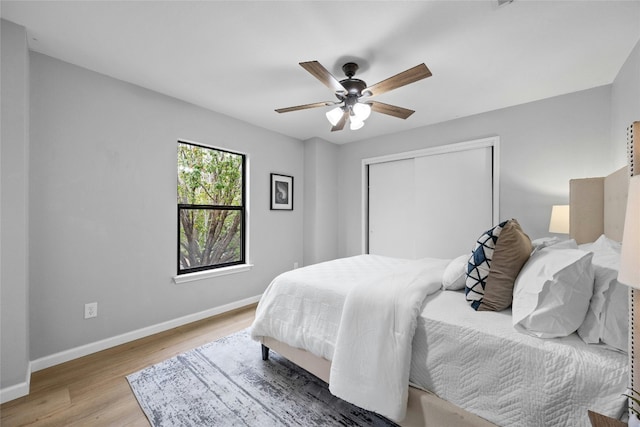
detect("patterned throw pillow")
(465, 220), (508, 310)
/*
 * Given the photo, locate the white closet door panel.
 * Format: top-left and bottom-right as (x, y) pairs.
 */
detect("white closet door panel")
(414, 147), (493, 258)
(368, 159), (415, 258)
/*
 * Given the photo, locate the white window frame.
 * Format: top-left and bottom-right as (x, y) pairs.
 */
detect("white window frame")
(173, 139), (252, 284)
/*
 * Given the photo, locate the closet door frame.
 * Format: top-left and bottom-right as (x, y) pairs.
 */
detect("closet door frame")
(361, 136), (500, 254)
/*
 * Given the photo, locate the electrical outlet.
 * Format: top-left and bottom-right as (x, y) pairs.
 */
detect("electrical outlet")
(293, 262), (299, 269)
(84, 302), (98, 319)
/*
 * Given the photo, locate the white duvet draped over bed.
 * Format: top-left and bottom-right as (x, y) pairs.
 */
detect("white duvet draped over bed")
(251, 255), (448, 421)
(329, 257), (448, 421)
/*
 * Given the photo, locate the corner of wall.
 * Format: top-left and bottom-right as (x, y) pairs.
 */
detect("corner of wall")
(0, 18), (31, 400)
(302, 137), (339, 265)
(303, 138), (318, 265)
(0, 363), (31, 404)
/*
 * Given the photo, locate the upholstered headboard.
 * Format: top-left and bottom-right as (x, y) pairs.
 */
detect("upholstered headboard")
(570, 121), (639, 415)
(569, 166), (629, 244)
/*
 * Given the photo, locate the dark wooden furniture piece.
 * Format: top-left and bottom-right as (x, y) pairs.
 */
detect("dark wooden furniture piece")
(588, 410), (626, 427)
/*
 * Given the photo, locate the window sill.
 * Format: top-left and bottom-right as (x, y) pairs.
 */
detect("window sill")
(173, 263), (253, 284)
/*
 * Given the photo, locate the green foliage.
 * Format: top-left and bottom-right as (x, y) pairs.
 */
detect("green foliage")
(178, 143), (242, 206)
(625, 389), (640, 417)
(177, 143), (243, 271)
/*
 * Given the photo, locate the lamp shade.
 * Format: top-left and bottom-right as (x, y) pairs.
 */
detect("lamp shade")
(349, 117), (364, 130)
(326, 107), (344, 126)
(619, 175), (640, 289)
(549, 205), (570, 234)
(352, 102), (372, 121)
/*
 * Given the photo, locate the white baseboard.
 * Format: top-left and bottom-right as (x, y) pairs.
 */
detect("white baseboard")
(0, 363), (31, 404)
(30, 294), (261, 373)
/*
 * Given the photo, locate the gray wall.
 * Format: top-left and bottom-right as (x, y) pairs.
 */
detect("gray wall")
(303, 137), (339, 266)
(28, 52), (304, 360)
(0, 20), (30, 395)
(611, 39), (640, 167)
(336, 86), (615, 258)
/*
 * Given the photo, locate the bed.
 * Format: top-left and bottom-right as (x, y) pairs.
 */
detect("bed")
(250, 166), (631, 427)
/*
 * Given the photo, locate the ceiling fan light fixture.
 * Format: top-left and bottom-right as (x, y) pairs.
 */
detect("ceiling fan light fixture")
(326, 106), (344, 126)
(350, 117), (365, 130)
(352, 102), (372, 121)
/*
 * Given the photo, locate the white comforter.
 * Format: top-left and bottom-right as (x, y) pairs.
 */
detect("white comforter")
(410, 290), (628, 426)
(251, 254), (448, 421)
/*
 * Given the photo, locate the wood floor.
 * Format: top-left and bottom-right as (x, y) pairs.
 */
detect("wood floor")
(0, 304), (256, 426)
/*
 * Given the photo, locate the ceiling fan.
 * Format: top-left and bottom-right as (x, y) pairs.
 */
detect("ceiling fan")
(275, 61), (432, 131)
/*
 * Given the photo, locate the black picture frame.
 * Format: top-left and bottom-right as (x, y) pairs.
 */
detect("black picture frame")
(270, 173), (293, 210)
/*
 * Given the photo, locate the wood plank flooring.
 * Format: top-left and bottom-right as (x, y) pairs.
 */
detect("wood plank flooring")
(1, 304), (256, 426)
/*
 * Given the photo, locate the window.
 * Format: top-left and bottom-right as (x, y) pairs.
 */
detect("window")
(177, 141), (245, 275)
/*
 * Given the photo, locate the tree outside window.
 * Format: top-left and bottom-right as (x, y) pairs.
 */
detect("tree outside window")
(177, 142), (245, 274)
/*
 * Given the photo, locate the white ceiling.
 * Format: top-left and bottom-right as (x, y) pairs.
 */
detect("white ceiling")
(2, 1), (639, 144)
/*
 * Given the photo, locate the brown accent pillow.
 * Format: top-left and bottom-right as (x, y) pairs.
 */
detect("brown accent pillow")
(477, 219), (532, 311)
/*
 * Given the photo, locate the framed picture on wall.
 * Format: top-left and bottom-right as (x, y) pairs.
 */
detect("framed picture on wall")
(270, 173), (293, 210)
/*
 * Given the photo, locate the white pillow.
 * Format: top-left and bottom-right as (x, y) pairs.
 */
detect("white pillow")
(442, 255), (469, 291)
(546, 238), (579, 250)
(577, 235), (627, 352)
(581, 234), (622, 253)
(531, 236), (561, 251)
(512, 247), (594, 338)
(530, 237), (578, 256)
(601, 281), (628, 352)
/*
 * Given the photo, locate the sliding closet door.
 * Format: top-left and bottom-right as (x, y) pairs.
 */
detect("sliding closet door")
(368, 159), (415, 258)
(413, 147), (493, 258)
(368, 145), (494, 259)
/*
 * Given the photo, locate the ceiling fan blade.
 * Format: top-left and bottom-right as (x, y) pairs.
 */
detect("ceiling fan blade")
(370, 101), (415, 119)
(300, 61), (346, 94)
(363, 63), (432, 97)
(331, 110), (349, 132)
(275, 101), (335, 114)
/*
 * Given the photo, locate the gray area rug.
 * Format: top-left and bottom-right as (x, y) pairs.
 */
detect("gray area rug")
(127, 329), (398, 426)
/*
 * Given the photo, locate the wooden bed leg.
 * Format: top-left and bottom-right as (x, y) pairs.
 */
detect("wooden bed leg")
(261, 344), (270, 361)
